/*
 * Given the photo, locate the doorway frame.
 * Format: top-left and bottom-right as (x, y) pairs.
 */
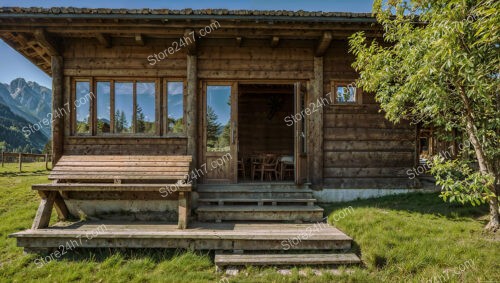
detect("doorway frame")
(198, 79), (308, 184)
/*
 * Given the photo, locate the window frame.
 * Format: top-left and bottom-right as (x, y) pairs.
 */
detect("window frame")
(72, 77), (172, 137)
(163, 78), (187, 137)
(331, 80), (363, 105)
(71, 78), (93, 136)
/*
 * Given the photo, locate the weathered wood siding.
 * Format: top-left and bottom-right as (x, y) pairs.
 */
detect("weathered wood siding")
(322, 40), (417, 189)
(198, 39), (314, 80)
(63, 137), (187, 155)
(63, 38), (187, 77)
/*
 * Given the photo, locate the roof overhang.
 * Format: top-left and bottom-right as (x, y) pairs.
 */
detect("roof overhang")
(0, 7), (382, 76)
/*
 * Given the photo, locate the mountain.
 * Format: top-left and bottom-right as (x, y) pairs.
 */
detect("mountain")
(0, 102), (48, 152)
(0, 78), (51, 152)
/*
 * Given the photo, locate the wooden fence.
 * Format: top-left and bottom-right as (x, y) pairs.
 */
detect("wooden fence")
(1, 152), (51, 171)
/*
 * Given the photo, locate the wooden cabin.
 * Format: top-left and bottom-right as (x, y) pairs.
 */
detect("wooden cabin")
(0, 7), (420, 267)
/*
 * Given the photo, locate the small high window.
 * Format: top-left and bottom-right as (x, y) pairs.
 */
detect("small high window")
(332, 81), (361, 104)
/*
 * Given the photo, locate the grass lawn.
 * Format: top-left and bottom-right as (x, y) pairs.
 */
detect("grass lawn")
(0, 162), (498, 282)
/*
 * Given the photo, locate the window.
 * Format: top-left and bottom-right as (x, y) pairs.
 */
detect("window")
(96, 82), (111, 134)
(206, 85), (231, 152)
(75, 81), (91, 134)
(75, 79), (158, 135)
(332, 81), (360, 104)
(136, 82), (156, 134)
(167, 81), (184, 135)
(114, 82), (134, 134)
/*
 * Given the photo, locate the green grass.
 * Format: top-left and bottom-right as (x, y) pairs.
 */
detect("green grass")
(0, 162), (498, 282)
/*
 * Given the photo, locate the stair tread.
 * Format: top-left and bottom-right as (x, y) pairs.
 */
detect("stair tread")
(196, 205), (324, 212)
(197, 187), (314, 193)
(198, 198), (316, 202)
(215, 253), (361, 266)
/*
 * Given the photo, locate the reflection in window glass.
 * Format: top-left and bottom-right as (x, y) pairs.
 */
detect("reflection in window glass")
(136, 82), (156, 134)
(167, 82), (184, 134)
(114, 82), (133, 134)
(75, 81), (91, 134)
(336, 86), (357, 103)
(96, 82), (111, 134)
(206, 86), (231, 152)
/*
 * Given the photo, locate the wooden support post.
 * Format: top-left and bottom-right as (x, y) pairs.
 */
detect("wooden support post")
(310, 57), (324, 187)
(18, 152), (22, 172)
(186, 54), (197, 169)
(178, 192), (188, 229)
(45, 153), (49, 170)
(32, 191), (56, 229)
(51, 56), (64, 165)
(54, 193), (70, 220)
(38, 191), (69, 221)
(184, 29), (197, 55)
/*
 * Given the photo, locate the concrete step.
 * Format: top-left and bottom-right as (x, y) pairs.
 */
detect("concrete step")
(198, 198), (317, 206)
(197, 205), (324, 222)
(215, 253), (361, 268)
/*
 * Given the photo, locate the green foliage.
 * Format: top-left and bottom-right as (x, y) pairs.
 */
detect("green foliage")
(167, 117), (185, 135)
(349, 0), (499, 218)
(206, 106), (220, 150)
(431, 157), (496, 205)
(42, 140), (51, 154)
(114, 110), (130, 133)
(135, 106), (154, 134)
(217, 122), (231, 149)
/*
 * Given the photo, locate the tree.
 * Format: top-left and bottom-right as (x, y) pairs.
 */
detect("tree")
(349, 0), (499, 231)
(114, 110), (129, 133)
(170, 117), (184, 134)
(136, 106), (146, 133)
(206, 106), (221, 149)
(217, 122), (231, 150)
(42, 140), (51, 154)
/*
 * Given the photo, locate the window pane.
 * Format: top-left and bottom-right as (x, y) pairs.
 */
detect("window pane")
(206, 86), (231, 152)
(167, 82), (184, 134)
(75, 81), (91, 134)
(336, 86), (356, 103)
(114, 82), (133, 134)
(96, 82), (111, 134)
(136, 82), (156, 134)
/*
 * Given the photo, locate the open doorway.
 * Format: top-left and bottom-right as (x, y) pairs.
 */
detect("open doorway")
(237, 84), (295, 182)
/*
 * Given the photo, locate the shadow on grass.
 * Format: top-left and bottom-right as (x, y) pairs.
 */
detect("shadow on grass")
(322, 192), (489, 222)
(0, 171), (49, 178)
(33, 247), (213, 264)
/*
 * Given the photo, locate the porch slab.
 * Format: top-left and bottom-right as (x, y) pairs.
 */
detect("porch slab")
(10, 221), (353, 251)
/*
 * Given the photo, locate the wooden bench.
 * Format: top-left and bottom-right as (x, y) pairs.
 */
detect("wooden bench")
(31, 155), (192, 229)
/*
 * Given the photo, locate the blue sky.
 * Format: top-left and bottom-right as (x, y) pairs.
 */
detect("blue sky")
(0, 0), (374, 88)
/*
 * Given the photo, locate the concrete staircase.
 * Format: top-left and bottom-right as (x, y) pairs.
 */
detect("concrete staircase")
(195, 184), (324, 222)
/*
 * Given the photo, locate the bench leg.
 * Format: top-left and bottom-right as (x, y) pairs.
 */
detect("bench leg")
(32, 191), (56, 229)
(38, 191), (69, 221)
(178, 192), (189, 229)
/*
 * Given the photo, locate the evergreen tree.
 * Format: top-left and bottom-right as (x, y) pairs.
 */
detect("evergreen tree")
(206, 106), (220, 149)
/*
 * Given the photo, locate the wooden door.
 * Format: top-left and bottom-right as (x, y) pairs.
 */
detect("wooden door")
(294, 82), (307, 184)
(202, 82), (238, 183)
